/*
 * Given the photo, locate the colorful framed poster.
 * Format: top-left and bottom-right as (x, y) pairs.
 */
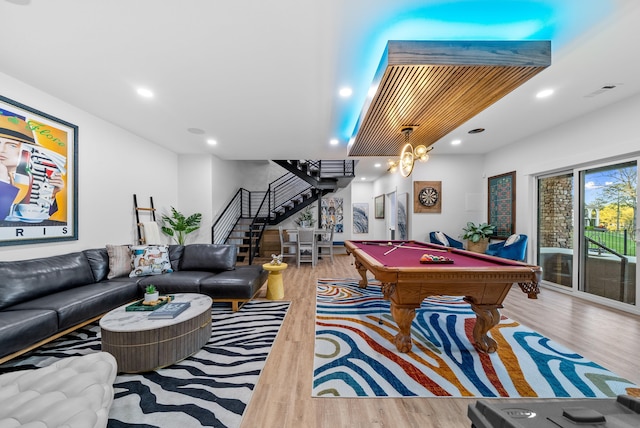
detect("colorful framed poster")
(352, 203), (369, 234)
(321, 197), (343, 233)
(0, 95), (78, 246)
(374, 195), (384, 219)
(488, 171), (515, 238)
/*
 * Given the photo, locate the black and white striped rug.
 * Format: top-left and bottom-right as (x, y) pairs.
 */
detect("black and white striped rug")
(1, 300), (290, 428)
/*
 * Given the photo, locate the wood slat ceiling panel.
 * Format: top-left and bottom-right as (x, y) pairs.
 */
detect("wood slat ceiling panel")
(348, 40), (551, 157)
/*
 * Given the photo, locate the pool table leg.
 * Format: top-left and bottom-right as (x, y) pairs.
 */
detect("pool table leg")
(353, 259), (369, 288)
(465, 299), (501, 353)
(390, 304), (416, 353)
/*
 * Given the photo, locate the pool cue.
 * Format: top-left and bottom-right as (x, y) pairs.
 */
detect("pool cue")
(383, 246), (399, 256)
(382, 244), (447, 255)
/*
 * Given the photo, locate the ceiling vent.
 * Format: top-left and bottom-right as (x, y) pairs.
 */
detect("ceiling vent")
(584, 83), (621, 98)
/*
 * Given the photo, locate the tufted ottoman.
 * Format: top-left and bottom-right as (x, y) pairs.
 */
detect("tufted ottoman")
(0, 352), (117, 428)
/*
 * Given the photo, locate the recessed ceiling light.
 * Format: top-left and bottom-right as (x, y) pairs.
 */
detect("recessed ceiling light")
(451, 139), (462, 145)
(468, 128), (485, 134)
(536, 88), (554, 98)
(360, 177), (366, 181)
(206, 139), (217, 145)
(374, 163), (381, 168)
(339, 87), (353, 97)
(329, 139), (339, 145)
(136, 88), (154, 98)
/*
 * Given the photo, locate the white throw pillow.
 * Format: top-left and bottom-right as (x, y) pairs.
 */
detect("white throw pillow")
(435, 231), (449, 247)
(504, 234), (520, 246)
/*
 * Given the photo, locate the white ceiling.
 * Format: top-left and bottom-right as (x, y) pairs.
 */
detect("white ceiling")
(2, 0), (639, 181)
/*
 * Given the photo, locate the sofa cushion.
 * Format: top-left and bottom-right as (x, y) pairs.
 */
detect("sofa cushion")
(129, 245), (173, 277)
(83, 248), (109, 283)
(168, 245), (185, 271)
(106, 244), (132, 279)
(0, 309), (59, 359)
(180, 244), (236, 272)
(0, 252), (95, 310)
(137, 271), (214, 295)
(9, 281), (140, 330)
(200, 265), (268, 299)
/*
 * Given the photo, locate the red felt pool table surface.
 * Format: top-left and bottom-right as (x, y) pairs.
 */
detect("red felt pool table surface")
(348, 240), (517, 269)
(344, 240), (542, 354)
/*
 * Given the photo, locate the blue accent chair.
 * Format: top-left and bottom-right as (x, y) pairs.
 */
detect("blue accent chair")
(485, 234), (528, 261)
(429, 231), (464, 249)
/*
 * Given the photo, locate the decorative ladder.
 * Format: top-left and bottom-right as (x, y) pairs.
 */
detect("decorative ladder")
(133, 194), (156, 244)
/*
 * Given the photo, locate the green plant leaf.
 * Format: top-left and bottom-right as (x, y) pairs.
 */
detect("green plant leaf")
(161, 206), (202, 244)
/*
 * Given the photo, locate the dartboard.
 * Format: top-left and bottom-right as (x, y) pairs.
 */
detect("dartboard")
(418, 187), (439, 207)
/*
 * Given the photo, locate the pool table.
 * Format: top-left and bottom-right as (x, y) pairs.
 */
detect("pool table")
(344, 240), (542, 354)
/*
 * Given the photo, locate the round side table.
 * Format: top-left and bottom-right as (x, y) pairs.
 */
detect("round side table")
(262, 262), (287, 300)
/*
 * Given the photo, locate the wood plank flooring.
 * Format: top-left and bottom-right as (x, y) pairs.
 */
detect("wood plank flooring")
(240, 253), (640, 428)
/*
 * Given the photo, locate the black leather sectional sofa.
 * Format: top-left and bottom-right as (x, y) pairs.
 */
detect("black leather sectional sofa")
(0, 244), (268, 362)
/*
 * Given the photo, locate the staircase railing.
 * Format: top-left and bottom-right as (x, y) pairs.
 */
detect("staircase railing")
(269, 173), (314, 214)
(212, 188), (264, 244)
(246, 191), (270, 264)
(307, 160), (355, 177)
(212, 188), (242, 244)
(211, 160), (356, 263)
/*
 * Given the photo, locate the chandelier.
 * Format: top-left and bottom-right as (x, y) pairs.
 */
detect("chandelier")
(387, 127), (433, 177)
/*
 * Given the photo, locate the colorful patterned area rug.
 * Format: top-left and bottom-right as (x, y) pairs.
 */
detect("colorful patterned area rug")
(1, 300), (290, 428)
(313, 279), (639, 398)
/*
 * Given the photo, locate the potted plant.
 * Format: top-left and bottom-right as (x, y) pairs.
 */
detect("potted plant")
(144, 284), (159, 303)
(461, 222), (496, 253)
(161, 207), (202, 245)
(294, 205), (315, 228)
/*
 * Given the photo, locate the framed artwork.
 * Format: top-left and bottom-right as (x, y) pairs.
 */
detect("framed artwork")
(321, 197), (343, 233)
(374, 194), (384, 219)
(0, 95), (78, 246)
(397, 192), (408, 239)
(413, 181), (441, 213)
(352, 203), (369, 234)
(488, 171), (516, 238)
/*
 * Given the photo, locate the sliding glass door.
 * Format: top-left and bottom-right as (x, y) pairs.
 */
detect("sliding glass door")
(537, 160), (638, 307)
(580, 161), (637, 304)
(537, 173), (574, 288)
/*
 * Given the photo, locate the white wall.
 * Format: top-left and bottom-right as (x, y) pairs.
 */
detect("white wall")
(0, 71), (179, 260)
(362, 155), (484, 243)
(176, 155), (251, 244)
(483, 92), (640, 240)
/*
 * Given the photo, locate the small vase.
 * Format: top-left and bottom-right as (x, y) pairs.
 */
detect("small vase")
(144, 292), (159, 303)
(301, 220), (310, 228)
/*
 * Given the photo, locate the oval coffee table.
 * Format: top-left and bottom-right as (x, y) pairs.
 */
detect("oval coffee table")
(100, 293), (212, 373)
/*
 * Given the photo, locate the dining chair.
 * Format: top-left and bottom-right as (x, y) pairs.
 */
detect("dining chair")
(297, 228), (316, 267)
(278, 226), (297, 263)
(316, 226), (334, 264)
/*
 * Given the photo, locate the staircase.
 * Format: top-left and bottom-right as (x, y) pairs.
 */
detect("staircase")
(212, 160), (355, 265)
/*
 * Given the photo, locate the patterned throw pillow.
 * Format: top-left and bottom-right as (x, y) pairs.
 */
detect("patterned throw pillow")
(504, 234), (521, 246)
(106, 245), (132, 279)
(129, 245), (173, 277)
(435, 231), (449, 247)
